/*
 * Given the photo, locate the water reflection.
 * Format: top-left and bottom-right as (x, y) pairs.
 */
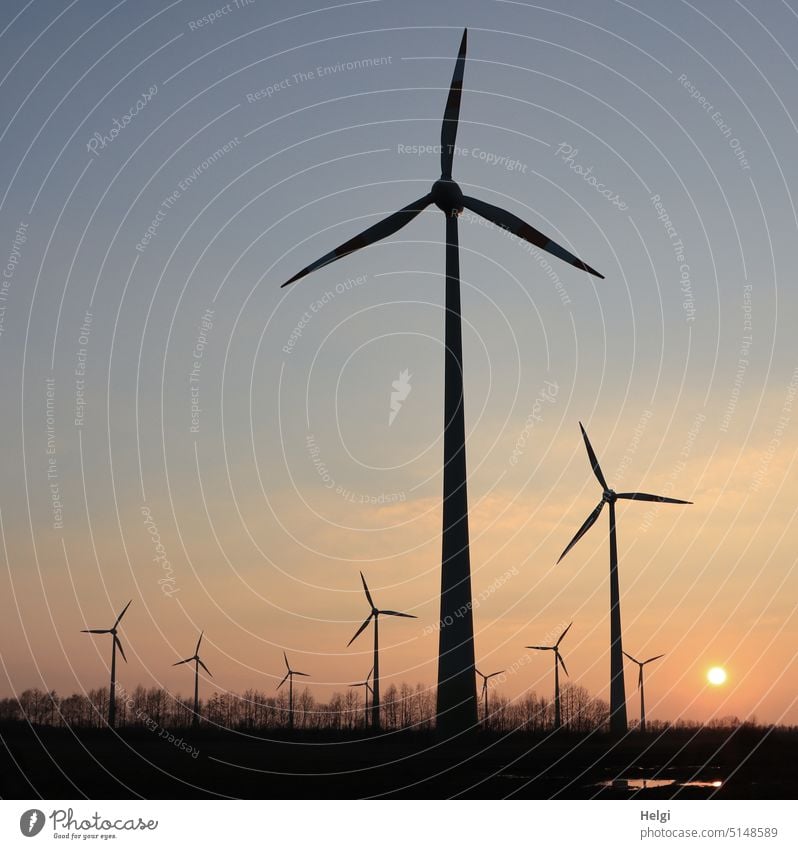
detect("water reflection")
(600, 778), (723, 790)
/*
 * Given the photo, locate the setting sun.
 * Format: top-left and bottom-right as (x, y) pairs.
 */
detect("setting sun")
(708, 667), (728, 686)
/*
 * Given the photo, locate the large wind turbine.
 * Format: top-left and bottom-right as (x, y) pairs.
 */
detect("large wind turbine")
(623, 650), (664, 732)
(526, 622), (572, 730)
(347, 572), (416, 730)
(80, 600), (131, 728)
(475, 668), (503, 727)
(280, 29), (602, 735)
(173, 631), (213, 728)
(558, 423), (691, 733)
(349, 667), (374, 728)
(277, 651), (309, 730)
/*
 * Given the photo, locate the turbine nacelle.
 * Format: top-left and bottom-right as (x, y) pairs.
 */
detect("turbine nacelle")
(602, 488), (618, 504)
(431, 178), (464, 216)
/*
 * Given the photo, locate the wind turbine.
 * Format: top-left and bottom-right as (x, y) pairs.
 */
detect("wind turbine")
(475, 668), (503, 727)
(623, 650), (664, 732)
(173, 631), (213, 728)
(347, 572), (417, 731)
(349, 667), (374, 728)
(527, 622), (572, 730)
(277, 651), (309, 730)
(280, 29), (603, 736)
(80, 600), (131, 728)
(558, 422), (691, 733)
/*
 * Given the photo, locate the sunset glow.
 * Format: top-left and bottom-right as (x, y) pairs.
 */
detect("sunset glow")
(707, 667), (728, 687)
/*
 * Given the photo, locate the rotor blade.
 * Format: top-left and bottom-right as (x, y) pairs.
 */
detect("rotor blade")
(276, 672), (289, 690)
(283, 650), (290, 672)
(293, 671), (310, 677)
(360, 571), (375, 609)
(462, 196), (603, 278)
(173, 657), (193, 666)
(114, 636), (127, 663)
(557, 500), (605, 563)
(556, 622), (573, 647)
(81, 629), (110, 634)
(475, 668), (484, 679)
(622, 650), (640, 665)
(525, 646), (552, 651)
(617, 492), (692, 504)
(643, 654), (665, 665)
(380, 610), (417, 619)
(557, 651), (569, 677)
(638, 666), (643, 690)
(440, 28), (468, 178)
(367, 667), (374, 680)
(579, 422), (608, 489)
(197, 658), (213, 678)
(195, 631), (204, 655)
(281, 196), (432, 287)
(487, 671), (505, 679)
(347, 614), (373, 647)
(114, 600), (132, 628)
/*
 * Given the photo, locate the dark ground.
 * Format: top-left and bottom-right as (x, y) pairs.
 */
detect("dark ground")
(1, 723), (793, 799)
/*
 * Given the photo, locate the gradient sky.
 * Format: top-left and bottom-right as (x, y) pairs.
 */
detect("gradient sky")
(1, 0), (797, 726)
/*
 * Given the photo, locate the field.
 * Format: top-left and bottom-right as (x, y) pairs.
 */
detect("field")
(2, 723), (794, 800)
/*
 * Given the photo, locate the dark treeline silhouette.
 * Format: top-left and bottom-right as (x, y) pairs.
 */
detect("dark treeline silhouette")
(4, 685), (777, 736)
(1, 682), (621, 733)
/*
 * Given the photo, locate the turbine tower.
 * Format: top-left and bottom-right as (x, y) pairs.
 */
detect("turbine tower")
(80, 600), (131, 728)
(527, 622), (572, 730)
(475, 668), (503, 727)
(348, 572), (416, 730)
(280, 29), (602, 735)
(277, 651), (309, 730)
(173, 630), (213, 728)
(558, 423), (691, 734)
(623, 650), (664, 732)
(349, 667), (374, 728)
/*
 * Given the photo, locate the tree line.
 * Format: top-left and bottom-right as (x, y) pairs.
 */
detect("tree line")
(0, 682), (615, 732)
(0, 684), (765, 733)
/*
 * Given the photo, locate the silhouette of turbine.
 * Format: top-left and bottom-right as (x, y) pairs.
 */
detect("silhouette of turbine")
(527, 622), (572, 730)
(623, 650), (664, 733)
(277, 651), (309, 731)
(173, 630), (212, 728)
(475, 668), (503, 727)
(349, 666), (374, 728)
(281, 29), (602, 736)
(81, 600), (131, 728)
(558, 423), (691, 734)
(348, 572), (416, 731)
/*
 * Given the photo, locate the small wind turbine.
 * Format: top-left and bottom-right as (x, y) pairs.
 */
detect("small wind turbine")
(277, 651), (309, 730)
(81, 600), (131, 728)
(173, 631), (213, 728)
(527, 622), (572, 730)
(348, 572), (417, 731)
(558, 423), (691, 734)
(280, 28), (602, 736)
(349, 667), (374, 728)
(623, 650), (664, 732)
(475, 668), (503, 727)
